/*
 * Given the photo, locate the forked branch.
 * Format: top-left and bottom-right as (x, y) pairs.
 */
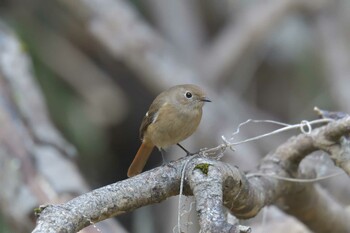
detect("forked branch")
(33, 115), (350, 233)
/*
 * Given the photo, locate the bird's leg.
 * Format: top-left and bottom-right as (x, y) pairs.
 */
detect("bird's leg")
(160, 148), (168, 164)
(159, 148), (177, 169)
(176, 143), (197, 156)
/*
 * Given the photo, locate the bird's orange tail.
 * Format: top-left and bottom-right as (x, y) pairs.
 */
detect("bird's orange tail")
(127, 142), (154, 177)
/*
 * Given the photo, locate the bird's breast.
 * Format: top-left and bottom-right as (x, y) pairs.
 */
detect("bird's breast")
(144, 103), (202, 148)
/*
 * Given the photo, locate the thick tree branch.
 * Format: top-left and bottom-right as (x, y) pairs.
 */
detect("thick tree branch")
(281, 183), (350, 233)
(189, 163), (235, 232)
(33, 116), (350, 232)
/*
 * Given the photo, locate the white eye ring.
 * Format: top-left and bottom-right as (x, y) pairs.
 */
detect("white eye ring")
(185, 91), (193, 99)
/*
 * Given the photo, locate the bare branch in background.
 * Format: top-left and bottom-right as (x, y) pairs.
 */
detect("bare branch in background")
(200, 0), (329, 85)
(0, 21), (126, 233)
(72, 0), (199, 88)
(0, 24), (75, 156)
(315, 4), (350, 113)
(144, 0), (205, 61)
(11, 10), (128, 126)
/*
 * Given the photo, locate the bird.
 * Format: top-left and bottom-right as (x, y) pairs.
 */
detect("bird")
(127, 84), (210, 177)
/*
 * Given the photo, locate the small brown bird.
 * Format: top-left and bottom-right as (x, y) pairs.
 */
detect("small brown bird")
(127, 84), (210, 177)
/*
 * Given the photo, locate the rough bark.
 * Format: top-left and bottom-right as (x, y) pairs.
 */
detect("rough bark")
(33, 117), (350, 232)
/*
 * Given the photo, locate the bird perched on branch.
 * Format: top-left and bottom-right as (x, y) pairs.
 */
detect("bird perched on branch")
(127, 84), (210, 177)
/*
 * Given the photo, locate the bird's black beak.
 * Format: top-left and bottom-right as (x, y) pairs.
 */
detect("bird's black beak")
(201, 97), (211, 102)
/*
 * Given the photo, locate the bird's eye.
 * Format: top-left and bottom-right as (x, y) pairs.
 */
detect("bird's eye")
(185, 91), (193, 99)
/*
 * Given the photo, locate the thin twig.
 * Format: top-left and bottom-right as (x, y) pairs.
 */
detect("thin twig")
(200, 118), (334, 158)
(175, 155), (199, 233)
(247, 171), (344, 182)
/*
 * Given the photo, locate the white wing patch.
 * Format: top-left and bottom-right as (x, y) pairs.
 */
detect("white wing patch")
(152, 112), (158, 124)
(152, 102), (168, 124)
